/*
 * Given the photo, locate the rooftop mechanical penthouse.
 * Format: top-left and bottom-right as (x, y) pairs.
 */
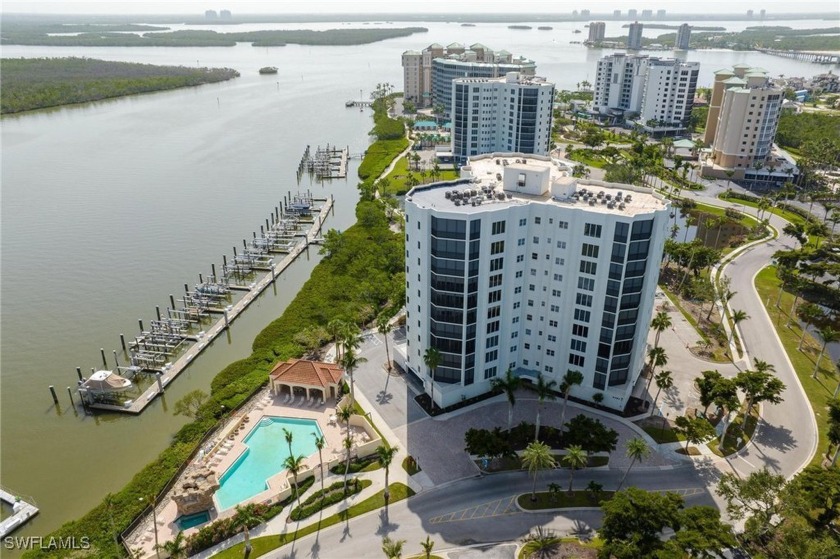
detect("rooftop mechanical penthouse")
(402, 154), (671, 412)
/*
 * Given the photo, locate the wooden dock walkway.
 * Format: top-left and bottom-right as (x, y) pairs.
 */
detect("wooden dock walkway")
(0, 487), (39, 537)
(88, 197), (334, 415)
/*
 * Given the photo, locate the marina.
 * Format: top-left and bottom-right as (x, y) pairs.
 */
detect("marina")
(296, 144), (350, 181)
(0, 487), (38, 538)
(75, 193), (334, 415)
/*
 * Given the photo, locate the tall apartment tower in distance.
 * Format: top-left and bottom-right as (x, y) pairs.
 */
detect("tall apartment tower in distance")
(627, 22), (644, 50)
(594, 54), (650, 116)
(675, 24), (691, 50)
(450, 73), (554, 164)
(613, 9), (621, 17)
(587, 22), (606, 43)
(628, 9), (638, 18)
(703, 65), (784, 180)
(403, 155), (670, 411)
(401, 44), (536, 115)
(639, 59), (699, 127)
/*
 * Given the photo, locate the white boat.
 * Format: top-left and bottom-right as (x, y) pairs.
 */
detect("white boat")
(79, 370), (133, 394)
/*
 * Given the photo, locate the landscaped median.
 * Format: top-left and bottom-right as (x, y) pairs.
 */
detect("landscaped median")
(516, 489), (615, 511)
(213, 483), (415, 559)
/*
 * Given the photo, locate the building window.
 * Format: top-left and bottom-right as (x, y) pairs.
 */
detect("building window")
(581, 243), (600, 258)
(574, 309), (591, 322)
(516, 255), (524, 263)
(487, 306), (501, 319)
(584, 223), (602, 238)
(491, 241), (505, 254)
(484, 366), (498, 379)
(580, 261), (598, 275)
(557, 241), (567, 249)
(490, 257), (504, 271)
(572, 324), (589, 337)
(513, 302), (521, 309)
(578, 277), (595, 291)
(519, 218), (527, 226)
(569, 353), (585, 367)
(492, 220), (506, 235)
(518, 238), (525, 246)
(487, 321), (500, 333)
(576, 293), (593, 307)
(535, 217), (541, 224)
(552, 289), (561, 297)
(514, 286), (522, 294)
(558, 221), (569, 229)
(489, 274), (503, 288)
(531, 253), (538, 260)
(554, 273), (563, 282)
(488, 290), (502, 303)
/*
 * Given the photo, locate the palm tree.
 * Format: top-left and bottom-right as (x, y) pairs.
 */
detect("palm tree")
(533, 374), (557, 441)
(522, 441), (556, 501)
(617, 438), (651, 491)
(313, 434), (326, 502)
(558, 370), (584, 433)
(491, 367), (521, 431)
(423, 347), (441, 412)
(644, 347), (668, 394)
(650, 311), (672, 349)
(813, 326), (839, 379)
(336, 404), (353, 436)
(376, 444), (399, 505)
(327, 318), (346, 361)
(728, 309), (750, 346)
(283, 454), (306, 512)
(283, 428), (294, 459)
(797, 302), (824, 350)
(342, 435), (353, 493)
(563, 445), (588, 494)
(651, 370), (673, 411)
(159, 531), (187, 559)
(381, 536), (406, 559)
(420, 536), (435, 559)
(340, 346), (367, 405)
(377, 314), (394, 372)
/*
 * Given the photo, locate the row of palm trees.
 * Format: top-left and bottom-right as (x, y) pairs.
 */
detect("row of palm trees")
(520, 435), (652, 502)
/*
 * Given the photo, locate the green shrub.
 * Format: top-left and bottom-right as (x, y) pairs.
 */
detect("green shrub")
(330, 455), (380, 475)
(288, 478), (371, 521)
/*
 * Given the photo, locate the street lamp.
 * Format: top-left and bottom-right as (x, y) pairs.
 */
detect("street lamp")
(139, 496), (160, 558)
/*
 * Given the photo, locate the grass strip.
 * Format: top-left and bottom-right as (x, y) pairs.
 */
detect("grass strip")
(517, 490), (615, 510)
(754, 266), (837, 466)
(214, 483), (415, 558)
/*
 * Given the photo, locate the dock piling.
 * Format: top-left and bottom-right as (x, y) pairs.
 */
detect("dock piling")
(67, 387), (74, 407)
(199, 273), (203, 284)
(113, 350), (120, 368)
(170, 294), (176, 309)
(49, 385), (58, 404)
(120, 334), (126, 351)
(155, 372), (164, 393)
(139, 319), (144, 332)
(156, 306), (161, 321)
(212, 264), (217, 278)
(223, 255), (227, 267)
(76, 367), (83, 381)
(101, 348), (107, 368)
(233, 246), (237, 257)
(184, 283), (189, 294)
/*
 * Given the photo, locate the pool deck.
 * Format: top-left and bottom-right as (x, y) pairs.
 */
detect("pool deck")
(125, 388), (375, 557)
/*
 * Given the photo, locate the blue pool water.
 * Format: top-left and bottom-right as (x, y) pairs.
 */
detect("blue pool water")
(176, 510), (210, 530)
(215, 416), (322, 511)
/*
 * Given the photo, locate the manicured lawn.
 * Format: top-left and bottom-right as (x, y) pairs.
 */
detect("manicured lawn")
(640, 424), (684, 444)
(754, 266), (837, 466)
(658, 285), (729, 363)
(718, 193), (824, 247)
(567, 149), (609, 169)
(380, 154), (459, 195)
(517, 490), (615, 510)
(708, 409), (759, 457)
(214, 483), (415, 558)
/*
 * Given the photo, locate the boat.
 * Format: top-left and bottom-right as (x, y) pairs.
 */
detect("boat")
(574, 29), (582, 34)
(259, 66), (278, 75)
(78, 370), (133, 394)
(345, 100), (355, 107)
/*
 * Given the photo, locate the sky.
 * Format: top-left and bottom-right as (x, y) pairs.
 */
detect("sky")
(4, 1), (839, 15)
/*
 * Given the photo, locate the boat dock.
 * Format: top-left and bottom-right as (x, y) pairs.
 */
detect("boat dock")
(0, 487), (39, 538)
(297, 144), (349, 181)
(80, 195), (334, 415)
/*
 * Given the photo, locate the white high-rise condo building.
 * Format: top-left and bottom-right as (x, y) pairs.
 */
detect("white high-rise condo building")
(403, 154), (670, 412)
(594, 54), (698, 130)
(702, 65), (794, 184)
(675, 24), (691, 50)
(594, 53), (650, 116)
(451, 73), (554, 165)
(587, 22), (606, 43)
(639, 59), (699, 127)
(627, 22), (644, 50)
(401, 43), (536, 113)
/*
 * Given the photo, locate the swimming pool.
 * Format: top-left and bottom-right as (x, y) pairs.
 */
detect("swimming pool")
(215, 416), (322, 511)
(176, 510), (210, 530)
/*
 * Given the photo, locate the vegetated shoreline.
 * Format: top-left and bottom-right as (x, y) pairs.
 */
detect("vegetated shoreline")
(21, 98), (406, 559)
(1, 58), (240, 114)
(0, 25), (428, 48)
